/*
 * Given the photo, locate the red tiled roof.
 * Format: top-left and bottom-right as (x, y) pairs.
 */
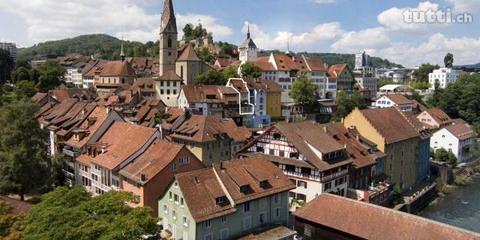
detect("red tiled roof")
(384, 94), (414, 105)
(359, 108), (420, 144)
(445, 119), (475, 140)
(425, 108), (452, 125)
(65, 106), (110, 149)
(87, 122), (157, 170)
(293, 193), (480, 240)
(157, 69), (183, 81)
(245, 78), (282, 93)
(328, 64), (348, 79)
(176, 156), (295, 222)
(177, 44), (201, 61)
(99, 60), (136, 77)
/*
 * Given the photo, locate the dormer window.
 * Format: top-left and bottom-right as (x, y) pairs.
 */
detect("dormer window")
(259, 180), (271, 189)
(240, 184), (252, 194)
(215, 196), (229, 206)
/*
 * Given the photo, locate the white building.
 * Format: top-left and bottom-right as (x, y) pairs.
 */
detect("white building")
(429, 67), (459, 90)
(0, 42), (16, 62)
(239, 25), (258, 63)
(373, 94), (414, 112)
(355, 51), (369, 70)
(431, 119), (475, 163)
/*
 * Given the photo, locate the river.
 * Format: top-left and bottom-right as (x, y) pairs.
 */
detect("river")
(420, 177), (480, 233)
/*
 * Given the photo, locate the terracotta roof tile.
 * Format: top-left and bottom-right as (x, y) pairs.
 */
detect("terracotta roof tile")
(177, 44), (201, 61)
(445, 119), (475, 140)
(293, 193), (480, 240)
(99, 60), (136, 76)
(65, 106), (110, 149)
(384, 94), (414, 105)
(425, 108), (452, 125)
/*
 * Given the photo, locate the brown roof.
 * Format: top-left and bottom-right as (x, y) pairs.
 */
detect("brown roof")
(384, 94), (414, 105)
(157, 69), (183, 81)
(65, 106), (110, 149)
(84, 122), (157, 170)
(0, 195), (32, 215)
(176, 156), (295, 222)
(252, 57), (276, 71)
(445, 119), (475, 140)
(359, 108), (420, 144)
(120, 139), (188, 184)
(425, 108), (452, 125)
(228, 79), (249, 93)
(99, 60), (136, 77)
(275, 121), (352, 171)
(293, 193), (480, 240)
(181, 85), (237, 103)
(302, 55), (327, 71)
(171, 115), (250, 143)
(245, 78), (282, 93)
(328, 64), (348, 79)
(177, 44), (201, 61)
(31, 92), (47, 104)
(237, 225), (296, 240)
(325, 123), (381, 169)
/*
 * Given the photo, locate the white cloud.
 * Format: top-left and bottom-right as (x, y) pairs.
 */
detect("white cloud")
(242, 21), (344, 51)
(330, 27), (390, 53)
(447, 0), (480, 13)
(377, 1), (443, 31)
(310, 0), (336, 4)
(0, 0), (232, 46)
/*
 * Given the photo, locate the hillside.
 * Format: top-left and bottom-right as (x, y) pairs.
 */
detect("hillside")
(17, 34), (158, 61)
(19, 34), (404, 69)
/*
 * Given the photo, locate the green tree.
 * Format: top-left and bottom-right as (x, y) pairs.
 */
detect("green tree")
(444, 52), (454, 68)
(222, 65), (239, 79)
(0, 200), (24, 239)
(194, 69), (227, 85)
(333, 90), (367, 121)
(0, 98), (51, 200)
(434, 148), (450, 162)
(154, 111), (171, 125)
(240, 62), (261, 78)
(413, 63), (440, 82)
(289, 73), (319, 109)
(195, 47), (215, 64)
(409, 80), (430, 90)
(22, 186), (159, 240)
(183, 23), (194, 41)
(0, 49), (14, 83)
(377, 79), (395, 88)
(11, 67), (31, 83)
(36, 61), (64, 92)
(406, 91), (426, 106)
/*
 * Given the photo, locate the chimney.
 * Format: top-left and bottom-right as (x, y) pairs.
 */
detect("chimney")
(140, 173), (146, 182)
(194, 176), (200, 184)
(101, 144), (107, 154)
(220, 161), (224, 170)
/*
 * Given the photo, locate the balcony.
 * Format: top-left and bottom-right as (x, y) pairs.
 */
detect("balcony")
(320, 169), (349, 183)
(283, 170), (321, 182)
(62, 169), (75, 180)
(62, 147), (78, 157)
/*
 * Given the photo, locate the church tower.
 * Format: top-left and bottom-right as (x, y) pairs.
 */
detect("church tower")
(159, 0), (178, 76)
(239, 24), (258, 63)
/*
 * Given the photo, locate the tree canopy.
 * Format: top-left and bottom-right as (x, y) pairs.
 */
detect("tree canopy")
(0, 200), (24, 239)
(21, 186), (159, 240)
(194, 69), (227, 85)
(434, 148), (457, 166)
(222, 65), (239, 79)
(332, 90), (367, 122)
(35, 61), (65, 92)
(444, 53), (454, 68)
(0, 98), (51, 200)
(289, 74), (319, 108)
(413, 63), (440, 82)
(240, 62), (262, 78)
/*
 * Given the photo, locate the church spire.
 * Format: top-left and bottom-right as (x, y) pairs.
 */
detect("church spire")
(120, 40), (125, 61)
(247, 24), (251, 39)
(161, 0), (177, 33)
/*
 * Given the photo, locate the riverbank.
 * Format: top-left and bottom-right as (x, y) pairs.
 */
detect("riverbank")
(419, 160), (480, 233)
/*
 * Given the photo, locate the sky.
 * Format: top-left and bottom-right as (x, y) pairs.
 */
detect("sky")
(0, 0), (479, 67)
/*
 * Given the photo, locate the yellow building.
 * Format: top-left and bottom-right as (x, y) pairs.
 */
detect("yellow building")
(245, 78), (282, 119)
(343, 108), (422, 190)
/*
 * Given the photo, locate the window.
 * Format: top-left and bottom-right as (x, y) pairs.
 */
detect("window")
(297, 180), (307, 189)
(204, 220), (211, 228)
(259, 213), (265, 224)
(181, 197), (184, 206)
(221, 216), (227, 223)
(174, 194), (179, 204)
(163, 205), (168, 214)
(167, 81), (170, 87)
(167, 37), (172, 48)
(172, 163), (177, 171)
(183, 216), (188, 227)
(243, 202), (250, 212)
(279, 150), (285, 157)
(169, 191), (172, 200)
(167, 89), (171, 95)
(220, 229), (229, 240)
(275, 207), (281, 218)
(172, 210), (176, 220)
(274, 194), (279, 204)
(269, 149), (275, 155)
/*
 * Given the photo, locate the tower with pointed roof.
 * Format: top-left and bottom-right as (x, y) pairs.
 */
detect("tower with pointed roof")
(239, 24), (258, 63)
(156, 0), (183, 107)
(159, 0), (178, 76)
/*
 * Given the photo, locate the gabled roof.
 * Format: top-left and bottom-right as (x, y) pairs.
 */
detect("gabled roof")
(358, 108), (420, 144)
(293, 193), (480, 240)
(325, 123), (382, 169)
(176, 156), (295, 222)
(251, 57), (276, 71)
(157, 69), (183, 81)
(99, 60), (136, 77)
(424, 108), (452, 125)
(181, 85), (237, 103)
(382, 94), (413, 105)
(245, 78), (282, 93)
(78, 122), (157, 170)
(120, 140), (190, 185)
(328, 64), (348, 78)
(228, 78), (249, 93)
(274, 121), (352, 171)
(177, 44), (201, 61)
(65, 106), (110, 149)
(444, 119), (475, 140)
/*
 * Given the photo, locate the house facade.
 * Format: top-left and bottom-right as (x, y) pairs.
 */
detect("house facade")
(373, 94), (414, 112)
(429, 67), (459, 90)
(158, 157), (295, 240)
(431, 119), (475, 163)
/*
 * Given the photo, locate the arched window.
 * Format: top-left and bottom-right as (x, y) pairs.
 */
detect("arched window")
(168, 37), (172, 48)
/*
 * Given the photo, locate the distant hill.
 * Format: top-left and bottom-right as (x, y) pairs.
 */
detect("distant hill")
(258, 50), (403, 69)
(19, 34), (403, 69)
(17, 34), (158, 61)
